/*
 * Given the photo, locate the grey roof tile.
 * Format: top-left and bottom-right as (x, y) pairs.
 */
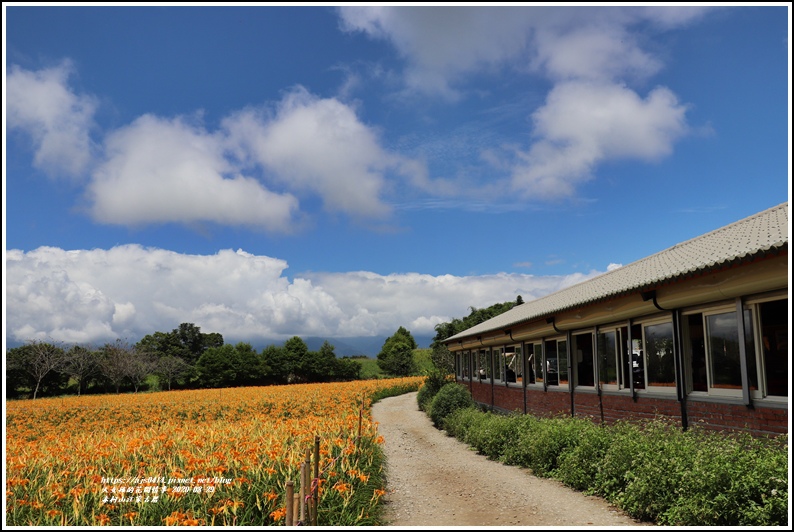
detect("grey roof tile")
(446, 202), (788, 342)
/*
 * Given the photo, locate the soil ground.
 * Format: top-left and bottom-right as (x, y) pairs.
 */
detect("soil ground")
(371, 391), (651, 528)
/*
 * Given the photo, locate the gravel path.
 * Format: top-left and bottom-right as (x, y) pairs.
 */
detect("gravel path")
(371, 391), (649, 527)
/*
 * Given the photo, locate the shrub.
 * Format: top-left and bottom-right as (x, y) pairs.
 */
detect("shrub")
(554, 420), (613, 492)
(463, 412), (516, 459)
(416, 368), (455, 412)
(443, 406), (482, 441)
(657, 431), (789, 526)
(429, 383), (475, 429)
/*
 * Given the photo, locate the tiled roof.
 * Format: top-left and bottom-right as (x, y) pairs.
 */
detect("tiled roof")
(445, 202), (789, 343)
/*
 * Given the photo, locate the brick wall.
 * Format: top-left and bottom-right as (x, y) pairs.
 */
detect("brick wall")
(464, 379), (787, 436)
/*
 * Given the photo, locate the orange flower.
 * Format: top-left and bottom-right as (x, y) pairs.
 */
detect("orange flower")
(270, 507), (286, 521)
(333, 482), (351, 494)
(95, 513), (111, 526)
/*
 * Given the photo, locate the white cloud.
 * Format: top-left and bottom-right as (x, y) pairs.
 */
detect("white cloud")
(223, 87), (414, 219)
(89, 114), (301, 231)
(338, 6), (534, 98)
(5, 246), (600, 345)
(511, 81), (688, 199)
(8, 63), (423, 230)
(6, 60), (97, 178)
(337, 6), (702, 200)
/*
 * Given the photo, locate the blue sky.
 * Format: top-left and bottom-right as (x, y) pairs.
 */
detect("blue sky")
(3, 4), (791, 347)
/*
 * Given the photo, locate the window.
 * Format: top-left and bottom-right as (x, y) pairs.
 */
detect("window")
(644, 321), (675, 389)
(502, 345), (521, 384)
(684, 306), (755, 397)
(757, 298), (787, 397)
(459, 350), (472, 381)
(597, 329), (620, 388)
(524, 343), (540, 385)
(475, 349), (489, 381)
(532, 342), (544, 385)
(544, 338), (568, 388)
(573, 332), (595, 388)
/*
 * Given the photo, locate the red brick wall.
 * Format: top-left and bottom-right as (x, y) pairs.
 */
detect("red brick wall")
(687, 401), (788, 437)
(464, 379), (788, 436)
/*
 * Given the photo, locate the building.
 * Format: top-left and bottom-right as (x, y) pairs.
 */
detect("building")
(445, 202), (789, 436)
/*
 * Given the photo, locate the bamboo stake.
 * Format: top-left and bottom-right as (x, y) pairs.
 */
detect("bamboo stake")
(293, 493), (300, 526)
(299, 461), (306, 523)
(312, 436), (320, 526)
(285, 480), (294, 526)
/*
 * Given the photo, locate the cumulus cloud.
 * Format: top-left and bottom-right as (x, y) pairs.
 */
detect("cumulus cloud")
(89, 114), (301, 230)
(338, 6), (534, 98)
(337, 6), (703, 200)
(6, 60), (97, 178)
(8, 61), (422, 230)
(222, 87), (412, 218)
(5, 246), (600, 345)
(511, 81), (689, 198)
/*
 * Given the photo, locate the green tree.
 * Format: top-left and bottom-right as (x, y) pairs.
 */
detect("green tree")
(377, 332), (416, 377)
(155, 355), (191, 391)
(62, 345), (99, 396)
(261, 344), (289, 384)
(136, 323), (224, 365)
(6, 341), (69, 399)
(431, 300), (518, 349)
(196, 342), (267, 388)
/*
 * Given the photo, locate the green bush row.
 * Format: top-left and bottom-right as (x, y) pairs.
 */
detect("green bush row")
(439, 405), (788, 526)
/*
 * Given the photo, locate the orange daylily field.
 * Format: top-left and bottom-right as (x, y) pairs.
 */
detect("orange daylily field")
(5, 377), (423, 526)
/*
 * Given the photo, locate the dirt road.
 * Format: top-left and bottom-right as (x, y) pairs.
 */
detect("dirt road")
(371, 391), (649, 527)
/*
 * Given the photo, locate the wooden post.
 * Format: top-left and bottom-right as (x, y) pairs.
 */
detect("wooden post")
(312, 436), (320, 526)
(293, 493), (300, 526)
(285, 480), (294, 526)
(299, 462), (306, 523)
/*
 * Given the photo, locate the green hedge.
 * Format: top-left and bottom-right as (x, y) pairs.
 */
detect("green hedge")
(441, 408), (788, 526)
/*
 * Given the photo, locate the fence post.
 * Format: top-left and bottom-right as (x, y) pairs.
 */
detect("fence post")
(299, 461), (307, 523)
(312, 436), (320, 526)
(285, 480), (294, 526)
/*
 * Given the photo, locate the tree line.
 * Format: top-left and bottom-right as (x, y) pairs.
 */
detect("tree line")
(5, 323), (362, 399)
(6, 298), (520, 400)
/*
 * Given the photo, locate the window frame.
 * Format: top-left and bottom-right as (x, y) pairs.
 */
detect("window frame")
(682, 302), (755, 399)
(571, 329), (596, 390)
(747, 295), (789, 401)
(640, 318), (677, 393)
(544, 336), (569, 391)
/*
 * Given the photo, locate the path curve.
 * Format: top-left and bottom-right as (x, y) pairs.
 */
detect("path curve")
(371, 391), (648, 527)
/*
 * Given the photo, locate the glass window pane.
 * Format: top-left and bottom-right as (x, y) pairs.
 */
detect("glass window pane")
(598, 331), (618, 385)
(558, 340), (569, 386)
(760, 299), (788, 397)
(645, 322), (675, 387)
(707, 312), (742, 389)
(574, 333), (594, 387)
(534, 343), (544, 384)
